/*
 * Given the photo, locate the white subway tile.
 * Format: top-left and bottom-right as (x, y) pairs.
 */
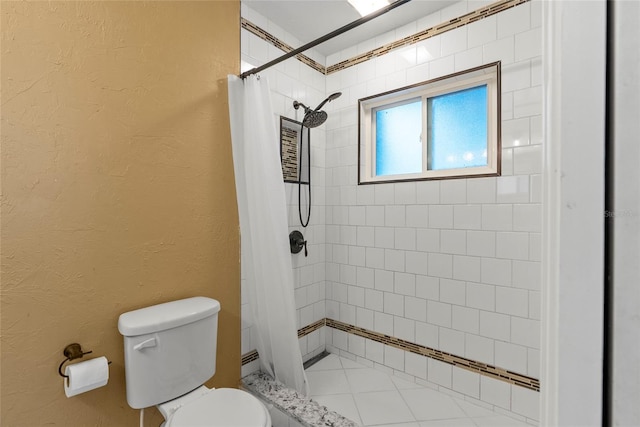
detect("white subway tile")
(496, 176), (530, 204)
(348, 285), (366, 308)
(467, 230), (496, 257)
(384, 345), (405, 371)
(366, 339), (384, 364)
(428, 359), (453, 388)
(441, 0), (469, 21)
(375, 227), (395, 249)
(357, 185), (375, 205)
(440, 278), (467, 305)
(439, 327), (465, 355)
(405, 296), (428, 322)
(497, 1), (531, 38)
(467, 177), (496, 204)
(384, 292), (404, 316)
(357, 307), (374, 330)
(502, 60), (531, 92)
(481, 257), (512, 286)
(415, 321), (439, 348)
(483, 37), (514, 65)
(501, 147), (514, 175)
(529, 290), (541, 320)
(511, 317), (540, 349)
(394, 272), (416, 296)
(454, 205), (482, 230)
(374, 268), (394, 292)
(515, 27), (542, 61)
(416, 181), (441, 204)
(529, 233), (541, 261)
(349, 206), (366, 226)
(429, 253), (453, 278)
(417, 229), (440, 252)
(406, 205), (429, 228)
(441, 180), (467, 204)
(429, 205), (454, 229)
(453, 367), (481, 399)
(452, 305), (480, 334)
(495, 341), (528, 375)
(430, 55), (455, 79)
(366, 205), (385, 226)
(385, 205), (406, 227)
(480, 376), (511, 409)
(528, 348), (540, 378)
(340, 302), (356, 324)
(480, 311), (511, 341)
(395, 228), (417, 251)
(416, 275), (440, 301)
(405, 251), (429, 275)
(441, 229), (467, 254)
(394, 316), (415, 342)
(333, 329), (348, 351)
(374, 311), (394, 336)
(530, 173), (542, 203)
(468, 15), (497, 48)
(514, 144), (542, 174)
(511, 386), (540, 420)
(496, 232), (529, 261)
(466, 334), (495, 365)
(394, 182), (417, 204)
(496, 286), (529, 317)
(365, 288), (384, 312)
(341, 264), (357, 285)
(513, 204), (541, 232)
(405, 351), (428, 380)
(357, 226), (375, 247)
(427, 300), (452, 328)
(375, 184), (395, 205)
(455, 46), (483, 71)
(348, 334), (366, 357)
(453, 255), (482, 282)
(514, 86), (542, 118)
(349, 246), (366, 267)
(366, 247), (385, 269)
(466, 281), (496, 311)
(502, 117), (530, 148)
(482, 204), (513, 231)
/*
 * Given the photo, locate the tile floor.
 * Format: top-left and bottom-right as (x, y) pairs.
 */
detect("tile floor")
(306, 354), (531, 427)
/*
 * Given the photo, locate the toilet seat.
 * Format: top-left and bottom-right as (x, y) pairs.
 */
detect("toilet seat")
(165, 388), (270, 427)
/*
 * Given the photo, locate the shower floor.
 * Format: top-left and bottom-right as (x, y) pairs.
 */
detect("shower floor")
(306, 353), (531, 427)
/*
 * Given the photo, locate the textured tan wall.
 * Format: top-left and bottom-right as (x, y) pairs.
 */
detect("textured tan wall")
(1, 1), (240, 425)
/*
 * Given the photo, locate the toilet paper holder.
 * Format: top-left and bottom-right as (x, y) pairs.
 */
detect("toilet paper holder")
(58, 343), (110, 378)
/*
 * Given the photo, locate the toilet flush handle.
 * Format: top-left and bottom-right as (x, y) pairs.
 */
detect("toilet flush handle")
(134, 337), (157, 351)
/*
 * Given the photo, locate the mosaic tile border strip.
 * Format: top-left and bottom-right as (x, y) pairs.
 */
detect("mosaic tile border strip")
(326, 0), (529, 75)
(241, 18), (326, 74)
(242, 0), (528, 77)
(325, 318), (540, 392)
(242, 318), (539, 392)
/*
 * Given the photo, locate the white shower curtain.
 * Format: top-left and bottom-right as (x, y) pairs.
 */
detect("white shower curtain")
(227, 74), (309, 395)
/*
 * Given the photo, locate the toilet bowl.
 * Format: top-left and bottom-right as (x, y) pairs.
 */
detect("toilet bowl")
(118, 297), (271, 427)
(157, 386), (271, 427)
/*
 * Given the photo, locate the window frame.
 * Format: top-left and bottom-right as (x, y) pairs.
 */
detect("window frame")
(358, 61), (501, 184)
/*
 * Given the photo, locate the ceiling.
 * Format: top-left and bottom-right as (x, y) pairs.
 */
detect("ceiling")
(243, 0), (456, 57)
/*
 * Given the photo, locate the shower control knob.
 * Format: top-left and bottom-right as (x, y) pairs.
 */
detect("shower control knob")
(289, 230), (307, 257)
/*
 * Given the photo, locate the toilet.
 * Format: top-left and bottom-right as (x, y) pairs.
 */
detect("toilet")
(118, 297), (271, 427)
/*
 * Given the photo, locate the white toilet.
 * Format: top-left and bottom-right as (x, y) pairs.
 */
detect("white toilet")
(118, 297), (271, 427)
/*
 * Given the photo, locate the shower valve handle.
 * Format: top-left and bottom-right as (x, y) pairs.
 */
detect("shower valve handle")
(289, 230), (308, 257)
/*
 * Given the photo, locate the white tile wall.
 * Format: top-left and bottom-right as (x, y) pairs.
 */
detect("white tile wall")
(243, 0), (541, 421)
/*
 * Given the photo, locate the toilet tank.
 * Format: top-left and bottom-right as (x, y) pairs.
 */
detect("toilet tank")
(118, 297), (221, 409)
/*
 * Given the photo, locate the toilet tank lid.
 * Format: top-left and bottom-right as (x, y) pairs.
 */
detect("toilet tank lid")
(118, 297), (221, 336)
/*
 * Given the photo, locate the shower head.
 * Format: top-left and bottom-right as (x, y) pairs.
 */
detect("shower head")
(293, 92), (342, 128)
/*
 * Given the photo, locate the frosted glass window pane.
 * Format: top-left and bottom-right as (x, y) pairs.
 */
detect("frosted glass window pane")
(427, 85), (488, 170)
(375, 100), (422, 176)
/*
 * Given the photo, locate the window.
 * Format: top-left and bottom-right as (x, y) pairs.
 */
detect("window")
(358, 62), (501, 184)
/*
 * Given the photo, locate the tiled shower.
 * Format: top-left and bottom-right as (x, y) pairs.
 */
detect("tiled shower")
(240, 0), (542, 423)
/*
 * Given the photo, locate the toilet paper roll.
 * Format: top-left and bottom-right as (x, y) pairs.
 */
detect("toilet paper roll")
(64, 356), (109, 398)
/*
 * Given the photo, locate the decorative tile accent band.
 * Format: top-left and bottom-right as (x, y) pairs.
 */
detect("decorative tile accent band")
(241, 0), (529, 76)
(241, 18), (326, 74)
(242, 318), (540, 392)
(325, 0), (529, 75)
(325, 318), (540, 392)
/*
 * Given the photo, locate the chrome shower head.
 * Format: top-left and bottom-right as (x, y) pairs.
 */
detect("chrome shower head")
(292, 92), (342, 129)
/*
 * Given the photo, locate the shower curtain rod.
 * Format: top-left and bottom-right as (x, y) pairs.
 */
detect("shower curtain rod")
(240, 0), (413, 79)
